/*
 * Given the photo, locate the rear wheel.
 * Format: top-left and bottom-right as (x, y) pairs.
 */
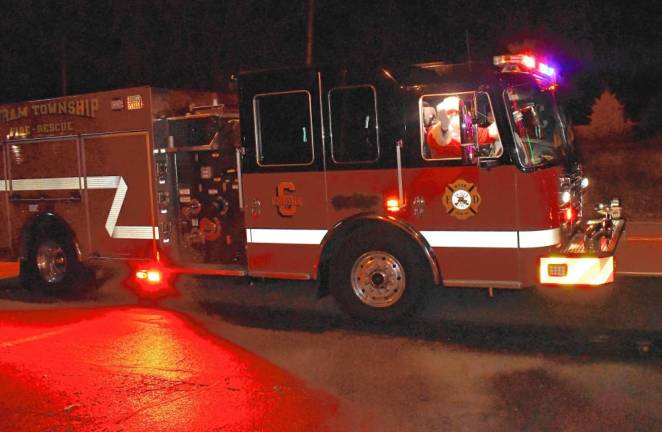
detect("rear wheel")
(330, 229), (428, 322)
(21, 229), (84, 294)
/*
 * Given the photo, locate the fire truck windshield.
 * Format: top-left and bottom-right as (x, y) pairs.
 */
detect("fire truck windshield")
(505, 84), (574, 169)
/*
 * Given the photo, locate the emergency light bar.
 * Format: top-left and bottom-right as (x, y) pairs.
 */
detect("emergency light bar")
(493, 54), (557, 88)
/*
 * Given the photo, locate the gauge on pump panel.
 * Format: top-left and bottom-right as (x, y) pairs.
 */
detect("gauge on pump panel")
(199, 217), (222, 242)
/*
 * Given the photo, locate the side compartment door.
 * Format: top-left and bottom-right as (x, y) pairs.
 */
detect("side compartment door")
(8, 137), (87, 255)
(83, 132), (157, 259)
(240, 70), (326, 278)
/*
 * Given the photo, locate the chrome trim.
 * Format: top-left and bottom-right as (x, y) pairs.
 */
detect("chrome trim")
(616, 271), (662, 277)
(396, 139), (404, 205)
(36, 240), (67, 284)
(351, 250), (405, 308)
(248, 270), (312, 280)
(235, 147), (244, 209)
(443, 279), (524, 289)
(10, 195), (81, 203)
(166, 112), (238, 122)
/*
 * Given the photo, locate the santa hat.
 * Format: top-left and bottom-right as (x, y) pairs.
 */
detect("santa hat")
(436, 96), (460, 113)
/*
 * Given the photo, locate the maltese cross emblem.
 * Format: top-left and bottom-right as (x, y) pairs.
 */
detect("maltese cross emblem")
(442, 179), (481, 220)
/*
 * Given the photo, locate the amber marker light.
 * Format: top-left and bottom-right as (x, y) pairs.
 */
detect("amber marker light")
(563, 206), (576, 224)
(386, 197), (401, 212)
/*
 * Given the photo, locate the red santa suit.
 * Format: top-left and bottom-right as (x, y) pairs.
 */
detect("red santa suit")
(426, 114), (498, 158)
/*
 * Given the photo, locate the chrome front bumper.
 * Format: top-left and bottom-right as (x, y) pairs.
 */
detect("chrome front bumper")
(540, 200), (625, 286)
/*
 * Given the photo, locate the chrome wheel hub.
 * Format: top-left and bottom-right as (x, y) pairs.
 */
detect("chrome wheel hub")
(36, 240), (67, 284)
(351, 251), (405, 308)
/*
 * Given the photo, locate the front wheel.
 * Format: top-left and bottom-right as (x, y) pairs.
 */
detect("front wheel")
(21, 230), (84, 294)
(330, 230), (428, 322)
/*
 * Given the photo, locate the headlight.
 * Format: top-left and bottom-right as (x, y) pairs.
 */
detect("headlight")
(580, 177), (589, 189)
(560, 191), (571, 205)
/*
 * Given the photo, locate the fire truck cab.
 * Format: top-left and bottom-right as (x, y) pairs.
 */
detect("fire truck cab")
(0, 55), (624, 321)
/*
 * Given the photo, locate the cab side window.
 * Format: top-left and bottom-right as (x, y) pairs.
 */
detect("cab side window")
(420, 92), (502, 161)
(329, 85), (379, 163)
(254, 91), (314, 166)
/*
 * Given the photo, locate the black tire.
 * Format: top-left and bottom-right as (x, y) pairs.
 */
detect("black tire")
(330, 228), (428, 322)
(20, 228), (84, 294)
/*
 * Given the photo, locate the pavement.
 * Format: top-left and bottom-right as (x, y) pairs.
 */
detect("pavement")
(615, 221), (662, 276)
(0, 306), (361, 431)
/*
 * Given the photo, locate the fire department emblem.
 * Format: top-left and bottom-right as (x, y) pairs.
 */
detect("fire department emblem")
(443, 179), (481, 220)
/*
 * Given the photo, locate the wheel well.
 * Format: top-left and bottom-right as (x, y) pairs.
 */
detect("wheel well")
(317, 217), (440, 297)
(19, 214), (80, 264)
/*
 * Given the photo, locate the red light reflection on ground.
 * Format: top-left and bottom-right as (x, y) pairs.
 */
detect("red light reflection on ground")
(0, 307), (350, 431)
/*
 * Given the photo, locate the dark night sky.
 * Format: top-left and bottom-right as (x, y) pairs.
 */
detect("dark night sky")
(1, 0), (661, 125)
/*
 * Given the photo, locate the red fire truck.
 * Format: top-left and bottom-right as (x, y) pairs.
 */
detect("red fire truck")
(0, 54), (623, 320)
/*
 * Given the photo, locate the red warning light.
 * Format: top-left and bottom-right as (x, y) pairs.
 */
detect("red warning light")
(128, 260), (176, 299)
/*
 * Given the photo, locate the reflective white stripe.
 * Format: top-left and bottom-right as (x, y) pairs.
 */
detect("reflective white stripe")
(113, 226), (159, 240)
(518, 228), (561, 248)
(247, 229), (327, 245)
(0, 180), (6, 191)
(5, 176), (155, 241)
(85, 176), (121, 189)
(12, 177), (81, 191)
(102, 177), (127, 239)
(246, 228), (561, 248)
(422, 231), (518, 248)
(423, 228), (561, 248)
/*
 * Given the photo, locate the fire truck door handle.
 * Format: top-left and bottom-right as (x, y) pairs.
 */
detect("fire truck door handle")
(250, 199), (262, 217)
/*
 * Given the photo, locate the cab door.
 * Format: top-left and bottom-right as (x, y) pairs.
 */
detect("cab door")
(405, 90), (521, 287)
(239, 70), (326, 278)
(321, 75), (397, 227)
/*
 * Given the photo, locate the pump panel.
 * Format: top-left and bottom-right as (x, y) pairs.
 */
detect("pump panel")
(161, 115), (245, 267)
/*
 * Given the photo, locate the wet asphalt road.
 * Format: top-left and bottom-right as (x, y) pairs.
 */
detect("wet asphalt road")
(0, 305), (355, 431)
(1, 272), (661, 431)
